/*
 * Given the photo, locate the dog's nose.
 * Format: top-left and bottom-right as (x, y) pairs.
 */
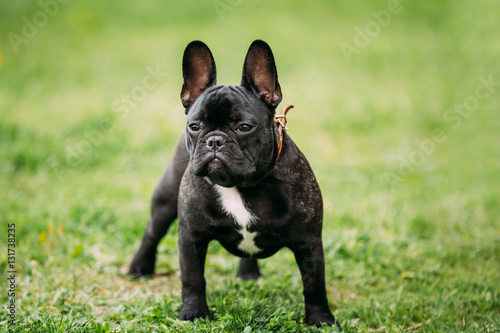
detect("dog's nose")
(206, 135), (226, 150)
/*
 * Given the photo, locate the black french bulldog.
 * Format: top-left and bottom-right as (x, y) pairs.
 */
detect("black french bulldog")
(129, 40), (339, 328)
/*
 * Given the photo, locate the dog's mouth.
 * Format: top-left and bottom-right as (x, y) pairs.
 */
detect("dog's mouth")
(204, 158), (234, 186)
(189, 152), (257, 188)
(189, 155), (237, 187)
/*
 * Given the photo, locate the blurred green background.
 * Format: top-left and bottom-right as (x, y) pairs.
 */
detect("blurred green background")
(1, 0), (499, 331)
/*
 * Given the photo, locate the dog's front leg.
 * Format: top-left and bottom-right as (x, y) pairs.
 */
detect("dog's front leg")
(291, 240), (340, 329)
(178, 222), (210, 321)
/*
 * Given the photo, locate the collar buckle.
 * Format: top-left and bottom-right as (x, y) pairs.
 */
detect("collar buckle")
(274, 104), (294, 163)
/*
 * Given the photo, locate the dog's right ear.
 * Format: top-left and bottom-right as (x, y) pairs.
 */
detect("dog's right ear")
(180, 41), (217, 110)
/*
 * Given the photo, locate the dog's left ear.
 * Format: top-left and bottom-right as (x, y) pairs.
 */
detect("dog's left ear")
(241, 40), (282, 110)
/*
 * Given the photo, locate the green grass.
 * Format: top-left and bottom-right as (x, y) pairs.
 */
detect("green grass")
(1, 0), (499, 332)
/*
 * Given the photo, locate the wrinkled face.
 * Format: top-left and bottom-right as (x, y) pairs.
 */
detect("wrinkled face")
(185, 85), (276, 188)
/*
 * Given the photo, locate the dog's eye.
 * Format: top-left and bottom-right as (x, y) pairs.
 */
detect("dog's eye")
(188, 123), (201, 132)
(237, 124), (253, 132)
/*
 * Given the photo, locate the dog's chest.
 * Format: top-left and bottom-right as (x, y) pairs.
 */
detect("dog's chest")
(214, 185), (261, 256)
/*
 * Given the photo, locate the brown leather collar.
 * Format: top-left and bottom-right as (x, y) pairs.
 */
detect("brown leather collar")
(274, 104), (294, 163)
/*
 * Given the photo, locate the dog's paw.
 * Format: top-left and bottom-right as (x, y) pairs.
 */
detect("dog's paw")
(305, 312), (341, 330)
(128, 258), (155, 279)
(178, 304), (210, 321)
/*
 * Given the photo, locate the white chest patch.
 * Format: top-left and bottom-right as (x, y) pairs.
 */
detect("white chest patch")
(214, 185), (256, 228)
(214, 185), (262, 256)
(237, 229), (261, 255)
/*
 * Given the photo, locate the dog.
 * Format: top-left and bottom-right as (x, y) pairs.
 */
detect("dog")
(129, 40), (339, 328)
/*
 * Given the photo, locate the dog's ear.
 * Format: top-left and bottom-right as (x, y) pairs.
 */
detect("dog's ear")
(181, 41), (217, 110)
(241, 40), (282, 109)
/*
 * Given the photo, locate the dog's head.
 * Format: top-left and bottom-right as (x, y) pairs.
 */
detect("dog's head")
(180, 40), (283, 188)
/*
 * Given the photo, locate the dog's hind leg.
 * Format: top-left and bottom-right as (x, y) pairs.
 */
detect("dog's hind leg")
(236, 258), (261, 280)
(128, 134), (189, 279)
